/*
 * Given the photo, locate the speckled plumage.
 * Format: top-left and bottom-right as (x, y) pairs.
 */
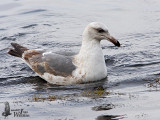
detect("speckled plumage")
(8, 22), (120, 85)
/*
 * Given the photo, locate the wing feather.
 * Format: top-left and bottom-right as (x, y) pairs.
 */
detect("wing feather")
(23, 50), (76, 77)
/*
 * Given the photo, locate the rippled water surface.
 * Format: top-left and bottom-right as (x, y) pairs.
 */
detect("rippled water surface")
(0, 0), (160, 120)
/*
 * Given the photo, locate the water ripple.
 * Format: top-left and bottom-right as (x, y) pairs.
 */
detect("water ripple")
(20, 9), (47, 15)
(21, 24), (38, 29)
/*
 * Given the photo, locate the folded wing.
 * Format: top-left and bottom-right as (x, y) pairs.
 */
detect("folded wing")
(23, 50), (76, 77)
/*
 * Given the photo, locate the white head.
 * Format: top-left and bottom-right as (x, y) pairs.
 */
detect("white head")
(82, 22), (120, 47)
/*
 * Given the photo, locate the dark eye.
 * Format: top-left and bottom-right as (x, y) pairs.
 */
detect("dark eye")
(97, 28), (105, 33)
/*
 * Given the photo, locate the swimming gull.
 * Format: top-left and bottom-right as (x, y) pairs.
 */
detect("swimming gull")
(8, 22), (120, 85)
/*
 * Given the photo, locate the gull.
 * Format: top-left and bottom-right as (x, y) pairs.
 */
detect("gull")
(8, 22), (120, 85)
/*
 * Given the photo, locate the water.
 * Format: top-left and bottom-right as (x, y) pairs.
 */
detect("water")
(0, 0), (160, 119)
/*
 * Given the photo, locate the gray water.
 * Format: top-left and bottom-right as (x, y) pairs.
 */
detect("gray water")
(0, 0), (160, 120)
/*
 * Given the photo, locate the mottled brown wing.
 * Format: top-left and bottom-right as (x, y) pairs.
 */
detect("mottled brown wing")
(24, 50), (76, 77)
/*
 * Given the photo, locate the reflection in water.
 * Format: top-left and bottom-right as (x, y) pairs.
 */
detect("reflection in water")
(96, 115), (121, 120)
(92, 104), (114, 111)
(33, 76), (107, 92)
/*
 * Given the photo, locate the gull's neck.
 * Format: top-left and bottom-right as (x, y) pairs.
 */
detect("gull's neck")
(79, 38), (101, 55)
(78, 37), (104, 64)
(75, 37), (107, 82)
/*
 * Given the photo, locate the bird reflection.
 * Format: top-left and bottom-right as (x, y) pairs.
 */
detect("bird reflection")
(96, 115), (120, 120)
